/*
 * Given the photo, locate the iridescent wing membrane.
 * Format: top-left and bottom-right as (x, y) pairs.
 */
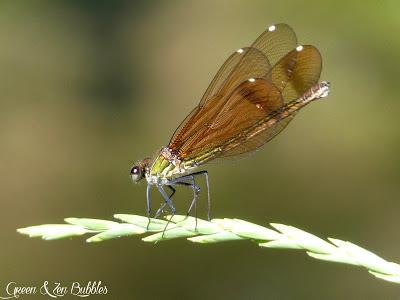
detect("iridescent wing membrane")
(169, 24), (322, 164)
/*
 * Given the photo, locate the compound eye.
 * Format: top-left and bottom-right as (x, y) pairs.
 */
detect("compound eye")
(130, 166), (140, 175)
(130, 165), (144, 183)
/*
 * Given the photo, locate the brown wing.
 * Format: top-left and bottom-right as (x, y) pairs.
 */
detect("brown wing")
(177, 79), (284, 160)
(169, 47), (271, 150)
(170, 23), (297, 150)
(200, 23), (296, 106)
(218, 115), (295, 159)
(268, 45), (322, 103)
(213, 46), (322, 159)
(168, 25), (322, 165)
(251, 23), (297, 66)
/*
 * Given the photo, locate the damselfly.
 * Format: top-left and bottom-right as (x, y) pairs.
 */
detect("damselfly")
(130, 23), (330, 220)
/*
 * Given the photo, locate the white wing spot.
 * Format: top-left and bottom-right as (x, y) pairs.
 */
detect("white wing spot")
(248, 78), (256, 82)
(268, 25), (276, 32)
(256, 104), (262, 109)
(237, 48), (244, 54)
(296, 45), (304, 52)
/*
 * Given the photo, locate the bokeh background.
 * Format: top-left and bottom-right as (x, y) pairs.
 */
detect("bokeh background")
(2, 0), (400, 299)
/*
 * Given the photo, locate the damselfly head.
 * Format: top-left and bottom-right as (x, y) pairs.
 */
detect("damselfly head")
(130, 158), (151, 183)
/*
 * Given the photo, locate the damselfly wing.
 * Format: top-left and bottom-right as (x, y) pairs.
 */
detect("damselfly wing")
(130, 23), (330, 219)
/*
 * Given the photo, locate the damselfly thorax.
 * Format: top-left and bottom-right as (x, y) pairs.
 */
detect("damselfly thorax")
(145, 147), (193, 184)
(129, 23), (330, 220)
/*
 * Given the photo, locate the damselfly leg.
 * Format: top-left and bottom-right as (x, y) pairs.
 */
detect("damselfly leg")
(146, 185), (176, 229)
(154, 186), (176, 218)
(168, 171), (211, 220)
(147, 171), (211, 238)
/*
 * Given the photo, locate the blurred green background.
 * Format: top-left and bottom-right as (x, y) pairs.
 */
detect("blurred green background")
(2, 0), (400, 299)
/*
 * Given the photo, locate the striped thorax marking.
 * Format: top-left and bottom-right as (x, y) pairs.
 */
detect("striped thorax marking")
(146, 147), (189, 184)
